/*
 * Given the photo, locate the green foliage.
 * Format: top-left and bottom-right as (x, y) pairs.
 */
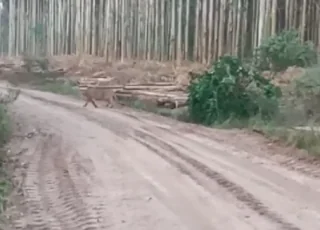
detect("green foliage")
(0, 177), (11, 214)
(255, 30), (317, 71)
(0, 104), (11, 219)
(0, 105), (10, 145)
(38, 80), (80, 97)
(187, 56), (281, 125)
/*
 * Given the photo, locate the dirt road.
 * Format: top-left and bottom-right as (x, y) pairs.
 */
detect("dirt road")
(6, 88), (320, 230)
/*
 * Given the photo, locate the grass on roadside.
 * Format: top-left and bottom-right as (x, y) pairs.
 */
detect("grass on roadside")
(0, 104), (13, 220)
(211, 63), (320, 157)
(126, 66), (320, 157)
(221, 116), (320, 156)
(36, 80), (80, 98)
(256, 125), (320, 154)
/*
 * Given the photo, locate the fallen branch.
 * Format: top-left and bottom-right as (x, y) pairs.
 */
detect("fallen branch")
(115, 90), (187, 108)
(80, 82), (183, 91)
(157, 97), (187, 108)
(123, 85), (181, 91)
(116, 89), (187, 98)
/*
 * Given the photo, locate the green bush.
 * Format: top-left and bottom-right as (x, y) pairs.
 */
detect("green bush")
(254, 30), (317, 71)
(0, 105), (10, 145)
(187, 56), (281, 125)
(38, 80), (80, 97)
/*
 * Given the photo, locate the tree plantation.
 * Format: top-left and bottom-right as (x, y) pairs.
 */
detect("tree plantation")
(0, 0), (319, 64)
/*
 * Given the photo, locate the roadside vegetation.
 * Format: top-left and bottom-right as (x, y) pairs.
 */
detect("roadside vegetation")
(36, 80), (80, 97)
(127, 29), (320, 156)
(114, 30), (320, 156)
(0, 88), (20, 225)
(187, 30), (320, 156)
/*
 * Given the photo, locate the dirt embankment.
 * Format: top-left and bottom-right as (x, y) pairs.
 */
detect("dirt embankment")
(2, 86), (320, 230)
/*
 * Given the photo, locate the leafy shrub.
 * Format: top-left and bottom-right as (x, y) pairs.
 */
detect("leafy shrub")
(0, 105), (10, 145)
(38, 80), (80, 97)
(187, 56), (281, 125)
(0, 88), (19, 145)
(254, 30), (317, 72)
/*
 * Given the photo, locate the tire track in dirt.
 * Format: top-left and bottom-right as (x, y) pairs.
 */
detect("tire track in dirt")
(183, 126), (320, 178)
(15, 134), (61, 230)
(18, 134), (109, 230)
(141, 115), (320, 179)
(133, 130), (301, 230)
(40, 135), (107, 230)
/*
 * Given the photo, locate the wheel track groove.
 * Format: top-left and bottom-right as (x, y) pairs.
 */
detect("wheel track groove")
(134, 130), (301, 230)
(14, 134), (62, 230)
(15, 133), (110, 229)
(187, 127), (320, 178)
(40, 135), (110, 230)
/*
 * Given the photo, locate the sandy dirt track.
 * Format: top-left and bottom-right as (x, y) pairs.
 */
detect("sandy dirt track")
(6, 88), (320, 230)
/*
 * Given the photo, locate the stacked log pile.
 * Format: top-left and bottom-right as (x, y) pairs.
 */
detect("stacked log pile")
(78, 78), (188, 109)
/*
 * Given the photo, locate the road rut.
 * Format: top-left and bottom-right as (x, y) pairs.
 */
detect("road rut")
(7, 89), (320, 229)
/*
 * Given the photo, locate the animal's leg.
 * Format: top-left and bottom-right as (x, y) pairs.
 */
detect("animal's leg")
(90, 97), (98, 108)
(108, 95), (115, 108)
(105, 98), (111, 108)
(83, 98), (89, 107)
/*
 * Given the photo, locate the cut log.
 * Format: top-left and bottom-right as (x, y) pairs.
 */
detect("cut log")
(115, 93), (185, 109)
(82, 82), (178, 89)
(116, 89), (187, 99)
(123, 85), (181, 91)
(157, 97), (188, 108)
(78, 81), (182, 90)
(115, 90), (188, 109)
(123, 82), (175, 86)
(86, 85), (124, 89)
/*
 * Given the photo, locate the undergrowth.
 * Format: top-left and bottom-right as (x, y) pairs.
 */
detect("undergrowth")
(187, 56), (281, 126)
(124, 30), (320, 156)
(254, 30), (317, 72)
(36, 80), (80, 97)
(186, 30), (320, 156)
(0, 103), (12, 219)
(0, 89), (20, 224)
